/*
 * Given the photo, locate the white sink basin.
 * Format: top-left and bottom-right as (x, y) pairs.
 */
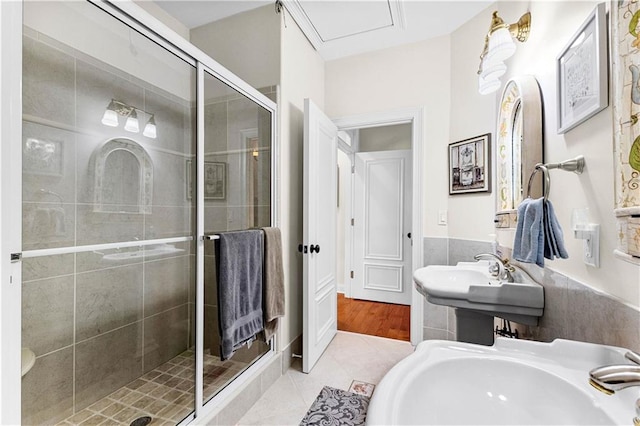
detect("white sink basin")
(413, 261), (544, 324)
(367, 338), (636, 425)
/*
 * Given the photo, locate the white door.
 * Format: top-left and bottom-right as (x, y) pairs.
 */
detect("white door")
(353, 150), (412, 305)
(302, 99), (338, 373)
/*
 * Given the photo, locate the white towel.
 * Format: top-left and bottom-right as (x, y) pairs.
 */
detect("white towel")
(261, 227), (285, 342)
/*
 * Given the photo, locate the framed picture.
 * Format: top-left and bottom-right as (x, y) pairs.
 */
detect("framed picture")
(23, 137), (63, 176)
(449, 133), (491, 195)
(186, 160), (227, 200)
(611, 0), (640, 257)
(556, 3), (608, 134)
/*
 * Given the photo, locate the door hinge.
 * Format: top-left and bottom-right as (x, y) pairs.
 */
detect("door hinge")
(350, 270), (354, 279)
(351, 218), (354, 226)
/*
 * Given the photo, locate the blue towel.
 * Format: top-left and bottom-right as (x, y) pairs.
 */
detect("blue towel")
(513, 197), (568, 267)
(216, 230), (264, 360)
(543, 200), (569, 260)
(513, 197), (545, 266)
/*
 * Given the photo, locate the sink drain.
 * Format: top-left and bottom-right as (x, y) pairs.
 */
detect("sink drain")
(130, 416), (152, 426)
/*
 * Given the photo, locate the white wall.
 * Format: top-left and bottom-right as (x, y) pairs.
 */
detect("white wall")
(325, 37), (452, 239)
(133, 0), (189, 40)
(279, 8), (326, 347)
(23, 1), (193, 101)
(447, 6), (498, 242)
(451, 1), (639, 307)
(324, 1), (639, 308)
(190, 5), (280, 90)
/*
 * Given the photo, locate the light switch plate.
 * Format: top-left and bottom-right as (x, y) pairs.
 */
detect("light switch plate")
(438, 210), (448, 226)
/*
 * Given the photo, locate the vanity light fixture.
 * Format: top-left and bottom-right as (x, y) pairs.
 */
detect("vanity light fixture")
(101, 100), (120, 127)
(143, 115), (157, 139)
(124, 108), (139, 133)
(478, 11), (531, 95)
(100, 99), (157, 139)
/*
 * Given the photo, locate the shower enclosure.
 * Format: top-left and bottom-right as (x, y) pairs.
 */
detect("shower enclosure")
(12, 1), (276, 424)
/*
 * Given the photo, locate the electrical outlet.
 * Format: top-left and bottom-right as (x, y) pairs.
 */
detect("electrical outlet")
(580, 224), (600, 268)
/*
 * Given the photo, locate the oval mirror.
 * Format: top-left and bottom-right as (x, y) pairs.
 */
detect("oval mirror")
(495, 76), (543, 230)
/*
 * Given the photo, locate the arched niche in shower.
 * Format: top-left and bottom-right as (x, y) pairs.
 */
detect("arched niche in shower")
(93, 137), (153, 214)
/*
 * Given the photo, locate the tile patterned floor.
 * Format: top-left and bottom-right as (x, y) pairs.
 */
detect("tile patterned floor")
(57, 351), (248, 426)
(237, 331), (414, 425)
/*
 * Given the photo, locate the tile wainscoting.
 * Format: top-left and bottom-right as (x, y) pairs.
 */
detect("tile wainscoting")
(422, 238), (640, 352)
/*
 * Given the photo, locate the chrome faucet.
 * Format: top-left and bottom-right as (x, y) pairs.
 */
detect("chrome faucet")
(589, 350), (640, 395)
(473, 253), (515, 282)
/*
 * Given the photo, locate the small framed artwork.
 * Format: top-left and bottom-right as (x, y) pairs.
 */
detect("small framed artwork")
(449, 133), (491, 195)
(186, 160), (227, 200)
(556, 3), (608, 134)
(23, 137), (64, 176)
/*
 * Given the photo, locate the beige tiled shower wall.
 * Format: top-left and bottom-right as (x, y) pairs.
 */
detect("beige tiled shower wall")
(422, 237), (640, 353)
(21, 29), (195, 425)
(21, 248), (194, 425)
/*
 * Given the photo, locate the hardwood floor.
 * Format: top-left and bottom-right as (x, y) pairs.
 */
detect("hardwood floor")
(337, 293), (411, 341)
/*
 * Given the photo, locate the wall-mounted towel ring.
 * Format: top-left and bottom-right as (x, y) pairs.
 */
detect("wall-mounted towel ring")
(527, 164), (550, 201)
(525, 155), (585, 201)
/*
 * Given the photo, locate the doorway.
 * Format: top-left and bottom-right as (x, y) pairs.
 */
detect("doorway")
(302, 102), (424, 372)
(336, 123), (413, 341)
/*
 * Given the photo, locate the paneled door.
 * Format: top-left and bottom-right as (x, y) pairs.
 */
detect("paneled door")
(302, 99), (338, 373)
(353, 150), (412, 305)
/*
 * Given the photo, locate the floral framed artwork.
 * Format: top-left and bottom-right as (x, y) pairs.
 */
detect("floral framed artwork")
(612, 0), (640, 260)
(556, 3), (608, 134)
(186, 160), (227, 200)
(449, 133), (491, 195)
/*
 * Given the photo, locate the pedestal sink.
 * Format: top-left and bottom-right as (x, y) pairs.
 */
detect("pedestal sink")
(414, 260), (544, 344)
(367, 338), (637, 425)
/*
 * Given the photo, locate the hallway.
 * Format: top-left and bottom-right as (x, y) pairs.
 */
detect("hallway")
(337, 294), (411, 341)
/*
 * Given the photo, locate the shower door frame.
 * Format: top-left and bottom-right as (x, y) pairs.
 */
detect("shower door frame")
(0, 0), (278, 423)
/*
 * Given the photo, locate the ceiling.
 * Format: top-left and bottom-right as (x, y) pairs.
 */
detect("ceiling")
(155, 0), (492, 60)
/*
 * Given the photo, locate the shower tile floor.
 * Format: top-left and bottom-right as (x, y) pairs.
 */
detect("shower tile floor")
(57, 351), (248, 426)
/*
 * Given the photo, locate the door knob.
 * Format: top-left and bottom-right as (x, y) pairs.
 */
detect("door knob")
(310, 244), (320, 254)
(407, 232), (412, 239)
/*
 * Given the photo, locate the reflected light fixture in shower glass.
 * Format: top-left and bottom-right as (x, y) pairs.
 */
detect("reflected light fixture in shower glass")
(124, 108), (139, 133)
(101, 100), (119, 127)
(143, 115), (157, 139)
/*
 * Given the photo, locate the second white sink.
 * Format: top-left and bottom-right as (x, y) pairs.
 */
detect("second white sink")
(414, 261), (544, 325)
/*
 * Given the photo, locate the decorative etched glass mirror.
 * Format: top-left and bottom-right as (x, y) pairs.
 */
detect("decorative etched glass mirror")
(495, 76), (543, 231)
(93, 138), (153, 214)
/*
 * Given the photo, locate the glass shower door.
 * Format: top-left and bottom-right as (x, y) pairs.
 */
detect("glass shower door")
(21, 2), (197, 424)
(198, 69), (274, 405)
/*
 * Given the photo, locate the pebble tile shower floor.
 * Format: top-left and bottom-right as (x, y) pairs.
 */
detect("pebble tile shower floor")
(56, 351), (247, 426)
